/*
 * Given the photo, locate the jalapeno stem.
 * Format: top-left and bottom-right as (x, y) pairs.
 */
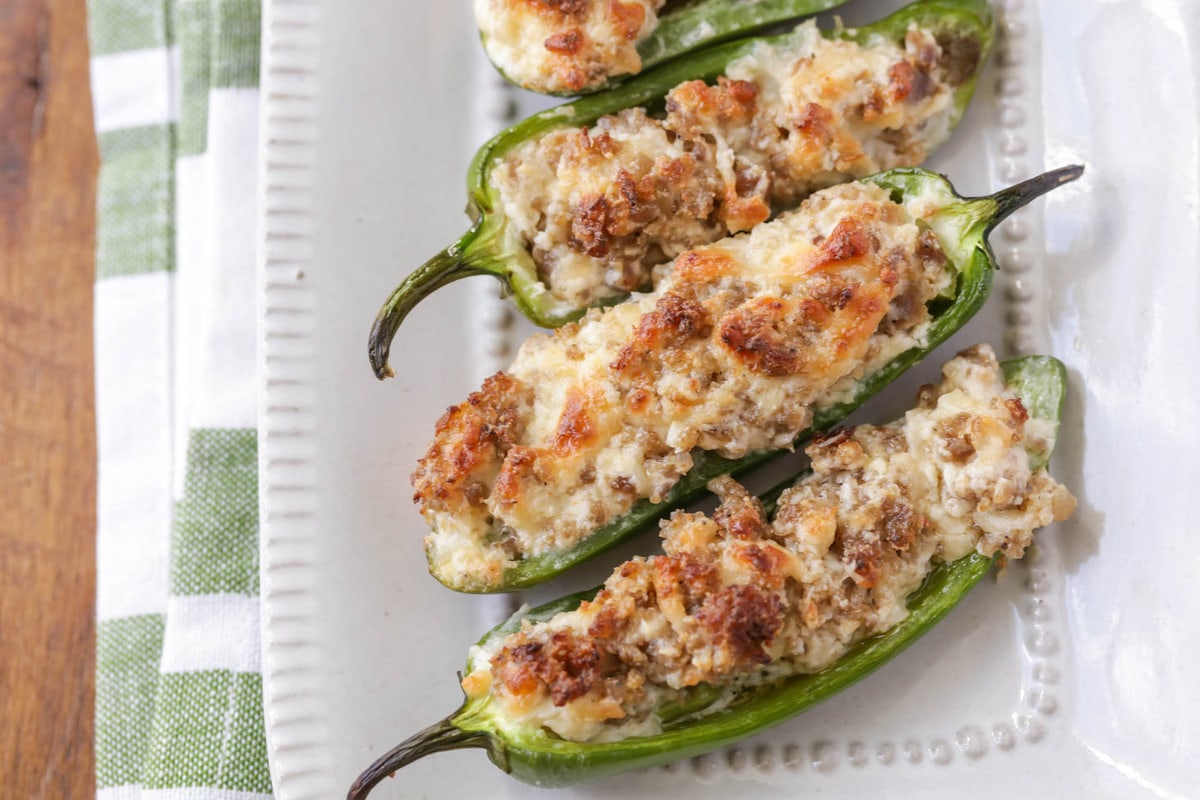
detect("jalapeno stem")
(347, 715), (489, 800)
(985, 164), (1084, 232)
(369, 232), (489, 380)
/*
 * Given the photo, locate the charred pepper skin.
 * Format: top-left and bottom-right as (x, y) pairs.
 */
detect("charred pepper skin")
(369, 0), (996, 380)
(482, 0), (852, 97)
(426, 164), (1083, 593)
(347, 354), (1070, 796)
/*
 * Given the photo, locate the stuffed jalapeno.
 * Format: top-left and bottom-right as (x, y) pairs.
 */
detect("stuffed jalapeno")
(351, 346), (1075, 793)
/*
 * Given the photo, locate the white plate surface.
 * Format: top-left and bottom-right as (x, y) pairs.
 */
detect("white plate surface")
(257, 2), (1200, 798)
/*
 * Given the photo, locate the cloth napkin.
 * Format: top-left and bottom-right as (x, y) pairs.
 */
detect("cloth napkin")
(91, 1), (272, 797)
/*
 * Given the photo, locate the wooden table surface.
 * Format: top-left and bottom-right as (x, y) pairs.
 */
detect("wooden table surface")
(0, 0), (98, 795)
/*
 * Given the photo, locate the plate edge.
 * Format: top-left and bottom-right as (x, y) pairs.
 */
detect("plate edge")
(257, 0), (333, 798)
(255, 0), (1074, 791)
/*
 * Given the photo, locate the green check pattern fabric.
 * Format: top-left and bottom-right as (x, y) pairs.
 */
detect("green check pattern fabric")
(91, 1), (272, 797)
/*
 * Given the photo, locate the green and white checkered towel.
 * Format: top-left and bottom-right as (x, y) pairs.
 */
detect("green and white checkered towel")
(91, 1), (273, 797)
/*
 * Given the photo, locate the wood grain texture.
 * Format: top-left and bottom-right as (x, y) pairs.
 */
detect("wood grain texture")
(0, 0), (98, 796)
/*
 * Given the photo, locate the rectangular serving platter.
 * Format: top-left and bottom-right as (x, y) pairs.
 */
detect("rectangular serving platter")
(257, 1), (1200, 798)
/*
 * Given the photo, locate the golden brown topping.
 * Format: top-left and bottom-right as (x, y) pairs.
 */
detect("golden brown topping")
(879, 496), (923, 552)
(710, 478), (769, 542)
(611, 291), (711, 373)
(735, 543), (791, 590)
(716, 235), (894, 380)
(797, 101), (834, 140)
(491, 446), (541, 509)
(493, 629), (604, 706)
(839, 493), (926, 589)
(624, 387), (652, 415)
(411, 373), (532, 511)
(664, 76), (759, 136)
(613, 169), (658, 230)
(718, 296), (803, 377)
(722, 192), (772, 232)
(570, 195), (613, 258)
(696, 584), (785, 666)
(1005, 397), (1030, 426)
(888, 60), (917, 101)
(813, 216), (872, 269)
(544, 29), (585, 55)
(841, 532), (884, 588)
(672, 248), (738, 284)
(809, 429), (869, 473)
(552, 387), (599, 455)
(608, 0), (646, 40)
(935, 412), (978, 464)
(586, 603), (620, 641)
(888, 60), (937, 104)
(653, 552), (720, 615)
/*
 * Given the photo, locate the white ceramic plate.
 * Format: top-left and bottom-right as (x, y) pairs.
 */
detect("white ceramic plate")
(257, 2), (1200, 798)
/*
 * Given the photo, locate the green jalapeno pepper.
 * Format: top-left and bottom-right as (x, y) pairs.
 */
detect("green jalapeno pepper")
(483, 0), (852, 97)
(348, 352), (1069, 795)
(434, 164), (1082, 593)
(370, 0), (996, 380)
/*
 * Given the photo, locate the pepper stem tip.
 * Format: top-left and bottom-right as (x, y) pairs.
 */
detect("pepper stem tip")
(347, 716), (489, 800)
(368, 234), (487, 380)
(986, 164), (1084, 230)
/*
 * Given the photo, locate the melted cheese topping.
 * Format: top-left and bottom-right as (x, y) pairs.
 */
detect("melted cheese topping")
(476, 0), (664, 94)
(462, 345), (1077, 742)
(492, 21), (975, 309)
(413, 182), (952, 588)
